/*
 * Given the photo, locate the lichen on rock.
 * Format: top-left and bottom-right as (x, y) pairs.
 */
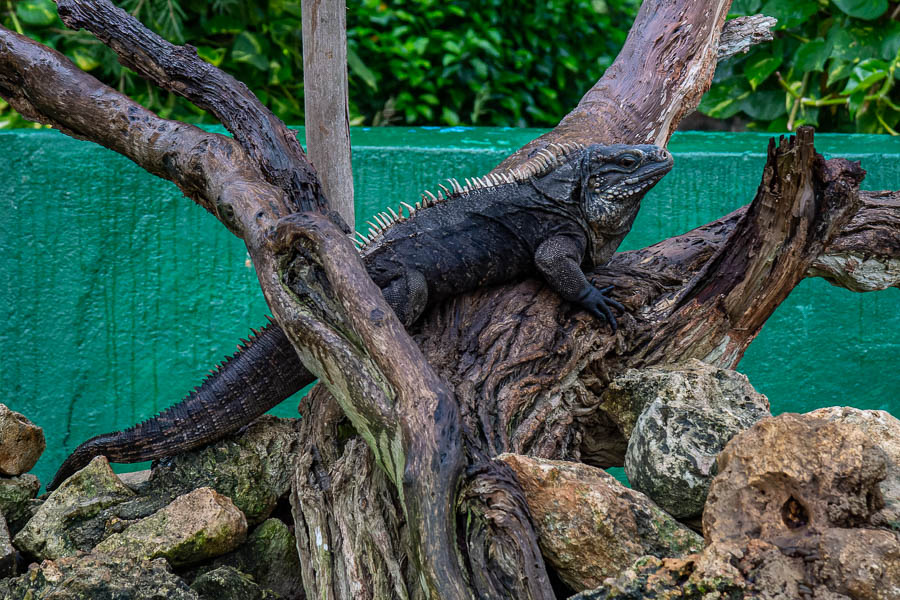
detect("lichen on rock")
(0, 553), (198, 599)
(94, 487), (248, 567)
(191, 565), (280, 600)
(0, 473), (40, 534)
(13, 455), (135, 560)
(609, 359), (770, 519)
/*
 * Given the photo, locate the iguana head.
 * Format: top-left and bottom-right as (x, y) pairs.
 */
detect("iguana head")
(580, 143), (673, 235)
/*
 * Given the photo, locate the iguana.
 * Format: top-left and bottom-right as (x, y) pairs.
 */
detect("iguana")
(48, 142), (673, 490)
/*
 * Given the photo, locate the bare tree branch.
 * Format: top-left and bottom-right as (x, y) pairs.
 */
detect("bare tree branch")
(56, 0), (328, 217)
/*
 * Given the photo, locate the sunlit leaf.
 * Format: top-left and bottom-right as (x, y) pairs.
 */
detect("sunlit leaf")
(15, 0), (58, 26)
(745, 52), (782, 90)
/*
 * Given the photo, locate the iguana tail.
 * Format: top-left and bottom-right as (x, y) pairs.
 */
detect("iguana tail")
(48, 321), (309, 491)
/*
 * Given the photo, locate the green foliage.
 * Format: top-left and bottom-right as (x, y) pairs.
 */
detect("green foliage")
(701, 0), (900, 134)
(0, 0), (639, 128)
(3, 0), (900, 132)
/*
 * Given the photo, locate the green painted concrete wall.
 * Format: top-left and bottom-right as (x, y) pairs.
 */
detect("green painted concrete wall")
(2, 127), (898, 488)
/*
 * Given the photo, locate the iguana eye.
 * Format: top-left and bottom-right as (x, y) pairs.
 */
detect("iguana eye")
(619, 154), (639, 168)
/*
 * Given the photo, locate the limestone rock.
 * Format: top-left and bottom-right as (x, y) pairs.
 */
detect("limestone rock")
(0, 473), (40, 534)
(191, 566), (280, 600)
(0, 404), (45, 476)
(131, 416), (301, 525)
(706, 413), (887, 542)
(189, 518), (302, 599)
(13, 455), (135, 560)
(807, 406), (900, 530)
(94, 486), (247, 567)
(575, 413), (900, 599)
(0, 553), (198, 599)
(498, 453), (703, 591)
(616, 359), (770, 518)
(0, 513), (15, 578)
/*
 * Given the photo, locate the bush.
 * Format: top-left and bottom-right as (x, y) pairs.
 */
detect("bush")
(0, 0), (638, 128)
(2, 0), (899, 133)
(702, 0), (900, 133)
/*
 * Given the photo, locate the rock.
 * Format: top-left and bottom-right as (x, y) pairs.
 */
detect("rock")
(191, 566), (280, 600)
(0, 553), (198, 599)
(575, 413), (900, 599)
(0, 473), (40, 534)
(0, 404), (45, 476)
(188, 518), (302, 599)
(614, 359), (770, 518)
(13, 455), (135, 560)
(0, 513), (16, 577)
(705, 413), (888, 542)
(570, 551), (748, 600)
(498, 453), (703, 591)
(807, 406), (900, 530)
(94, 487), (247, 567)
(132, 416), (301, 525)
(118, 468), (152, 492)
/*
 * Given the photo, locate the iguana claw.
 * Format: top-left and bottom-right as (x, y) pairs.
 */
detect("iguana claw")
(576, 284), (625, 332)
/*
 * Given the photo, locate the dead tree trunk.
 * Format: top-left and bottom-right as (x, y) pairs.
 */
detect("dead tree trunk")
(1, 0), (896, 598)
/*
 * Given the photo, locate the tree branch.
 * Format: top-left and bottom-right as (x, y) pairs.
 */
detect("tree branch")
(56, 0), (328, 217)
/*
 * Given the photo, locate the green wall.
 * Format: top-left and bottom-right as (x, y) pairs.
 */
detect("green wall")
(1, 127), (897, 488)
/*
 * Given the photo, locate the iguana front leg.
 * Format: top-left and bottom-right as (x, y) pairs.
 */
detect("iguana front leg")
(534, 236), (624, 332)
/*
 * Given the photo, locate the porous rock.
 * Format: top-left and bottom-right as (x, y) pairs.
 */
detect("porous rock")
(0, 473), (40, 534)
(0, 553), (198, 599)
(807, 406), (900, 530)
(188, 518), (302, 599)
(573, 413), (900, 600)
(615, 359), (770, 518)
(94, 486), (247, 567)
(499, 453), (702, 591)
(0, 404), (45, 476)
(191, 565), (280, 600)
(13, 455), (135, 560)
(122, 416), (301, 526)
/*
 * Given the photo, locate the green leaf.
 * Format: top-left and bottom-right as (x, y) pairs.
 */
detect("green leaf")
(842, 58), (889, 93)
(741, 90), (787, 120)
(793, 39), (829, 72)
(745, 52), (782, 90)
(196, 46), (226, 67)
(231, 32), (269, 71)
(698, 78), (751, 119)
(848, 88), (867, 113)
(15, 0), (58, 26)
(729, 0), (761, 16)
(880, 21), (900, 60)
(831, 0), (888, 20)
(827, 60), (855, 86)
(348, 47), (378, 91)
(760, 0), (819, 29)
(71, 48), (100, 72)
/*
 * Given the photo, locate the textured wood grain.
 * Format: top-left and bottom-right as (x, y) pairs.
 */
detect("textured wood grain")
(302, 0), (355, 229)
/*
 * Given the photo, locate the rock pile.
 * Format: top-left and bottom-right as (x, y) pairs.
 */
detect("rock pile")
(0, 408), (304, 599)
(0, 362), (897, 599)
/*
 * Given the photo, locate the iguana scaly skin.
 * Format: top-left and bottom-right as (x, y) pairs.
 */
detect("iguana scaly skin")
(49, 143), (672, 490)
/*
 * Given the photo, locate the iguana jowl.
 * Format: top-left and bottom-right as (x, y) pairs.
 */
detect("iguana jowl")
(49, 142), (673, 490)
